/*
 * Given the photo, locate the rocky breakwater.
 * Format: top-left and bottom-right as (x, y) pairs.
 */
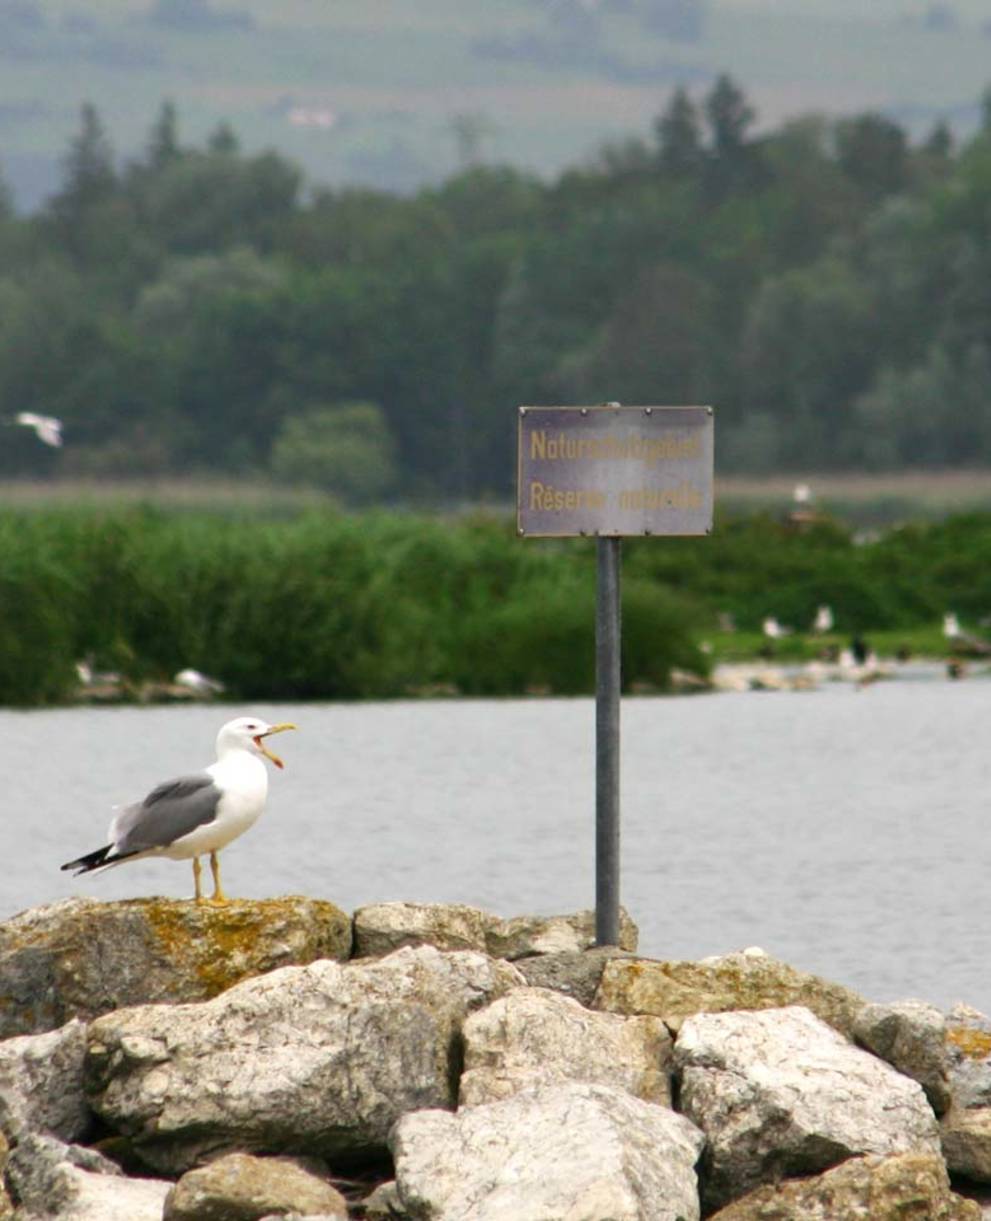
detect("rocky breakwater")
(0, 899), (989, 1219)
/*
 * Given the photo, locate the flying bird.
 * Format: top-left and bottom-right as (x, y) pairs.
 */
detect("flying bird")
(61, 716), (297, 902)
(174, 668), (226, 696)
(14, 412), (63, 447)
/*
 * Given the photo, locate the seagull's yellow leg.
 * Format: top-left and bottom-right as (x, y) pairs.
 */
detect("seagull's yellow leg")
(192, 856), (204, 903)
(209, 851), (227, 902)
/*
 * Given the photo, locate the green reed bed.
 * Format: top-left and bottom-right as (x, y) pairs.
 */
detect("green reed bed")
(3, 506), (991, 707)
(0, 508), (708, 706)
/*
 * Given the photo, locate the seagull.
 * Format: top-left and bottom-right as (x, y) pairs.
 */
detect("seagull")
(174, 668), (225, 696)
(14, 412), (63, 447)
(812, 605), (834, 633)
(942, 611), (991, 656)
(60, 716), (297, 902)
(762, 616), (790, 639)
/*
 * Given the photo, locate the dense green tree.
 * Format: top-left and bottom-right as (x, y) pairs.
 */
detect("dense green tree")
(835, 113), (909, 202)
(46, 102), (128, 266)
(132, 146), (301, 254)
(702, 74), (764, 197)
(2, 87), (990, 492)
(53, 102), (116, 216)
(271, 401), (397, 502)
(146, 99), (183, 170)
(738, 258), (876, 467)
(654, 86), (704, 177)
(208, 121), (240, 154)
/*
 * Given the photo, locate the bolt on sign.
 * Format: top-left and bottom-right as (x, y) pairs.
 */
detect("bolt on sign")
(517, 405), (714, 537)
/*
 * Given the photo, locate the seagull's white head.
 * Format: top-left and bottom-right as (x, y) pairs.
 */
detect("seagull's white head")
(216, 716), (298, 769)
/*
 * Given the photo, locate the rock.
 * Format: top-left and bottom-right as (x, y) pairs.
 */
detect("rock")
(353, 903), (495, 957)
(363, 1180), (408, 1218)
(707, 1152), (980, 1220)
(514, 947), (635, 1007)
(459, 986), (672, 1107)
(942, 1107), (991, 1183)
(6, 1132), (169, 1221)
(596, 948), (864, 1037)
(0, 896), (352, 1037)
(674, 1005), (941, 1212)
(163, 1152), (348, 1220)
(945, 1004), (991, 1110)
(352, 903), (638, 962)
(854, 999), (952, 1113)
(486, 906), (638, 959)
(0, 1132), (11, 1220)
(0, 1018), (90, 1142)
(86, 945), (524, 1174)
(392, 1081), (704, 1221)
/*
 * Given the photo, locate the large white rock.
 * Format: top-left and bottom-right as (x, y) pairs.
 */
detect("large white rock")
(515, 947), (635, 1008)
(163, 1152), (349, 1220)
(459, 986), (672, 1106)
(353, 903), (496, 958)
(352, 902), (638, 961)
(944, 1003), (991, 1110)
(6, 1133), (170, 1221)
(675, 1005), (941, 1211)
(0, 896), (352, 1037)
(596, 949), (863, 1038)
(0, 1018), (90, 1142)
(486, 907), (638, 959)
(85, 945), (524, 1174)
(707, 1152), (980, 1221)
(941, 1107), (991, 1183)
(392, 1082), (704, 1221)
(854, 999), (952, 1113)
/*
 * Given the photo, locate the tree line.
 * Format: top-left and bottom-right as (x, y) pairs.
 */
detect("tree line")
(1, 79), (989, 500)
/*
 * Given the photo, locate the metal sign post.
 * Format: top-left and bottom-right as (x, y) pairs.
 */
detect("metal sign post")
(518, 404), (714, 947)
(595, 534), (622, 947)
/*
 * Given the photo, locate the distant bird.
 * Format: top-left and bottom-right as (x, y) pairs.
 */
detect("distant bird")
(174, 668), (226, 696)
(942, 611), (991, 656)
(793, 483), (812, 505)
(762, 616), (791, 639)
(14, 412), (63, 447)
(812, 605), (834, 633)
(61, 716), (297, 902)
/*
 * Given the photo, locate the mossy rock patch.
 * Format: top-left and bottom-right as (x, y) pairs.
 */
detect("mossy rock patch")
(0, 896), (351, 1036)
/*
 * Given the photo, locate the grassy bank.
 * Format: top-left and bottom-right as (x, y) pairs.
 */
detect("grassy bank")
(0, 507), (704, 706)
(1, 504), (988, 707)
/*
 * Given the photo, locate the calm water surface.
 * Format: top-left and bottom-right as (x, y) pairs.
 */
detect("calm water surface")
(3, 674), (989, 1013)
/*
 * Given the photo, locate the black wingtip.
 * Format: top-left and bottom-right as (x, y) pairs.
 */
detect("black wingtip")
(60, 845), (113, 874)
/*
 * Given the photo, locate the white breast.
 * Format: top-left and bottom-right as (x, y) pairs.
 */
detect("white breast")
(162, 751), (269, 860)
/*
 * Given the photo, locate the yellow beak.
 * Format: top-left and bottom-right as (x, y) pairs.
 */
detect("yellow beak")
(255, 722), (297, 769)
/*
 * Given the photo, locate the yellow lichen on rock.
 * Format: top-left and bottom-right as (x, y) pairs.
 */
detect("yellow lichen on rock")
(0, 896), (352, 1036)
(142, 897), (352, 998)
(946, 1025), (991, 1061)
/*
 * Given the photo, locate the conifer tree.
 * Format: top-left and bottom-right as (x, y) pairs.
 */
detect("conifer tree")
(654, 87), (703, 176)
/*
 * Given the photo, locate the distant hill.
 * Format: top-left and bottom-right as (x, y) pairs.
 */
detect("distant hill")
(2, 0), (988, 208)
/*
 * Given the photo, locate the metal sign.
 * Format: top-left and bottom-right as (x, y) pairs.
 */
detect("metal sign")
(517, 405), (713, 538)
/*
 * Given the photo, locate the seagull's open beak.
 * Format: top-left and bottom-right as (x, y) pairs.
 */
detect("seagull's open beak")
(254, 723), (297, 769)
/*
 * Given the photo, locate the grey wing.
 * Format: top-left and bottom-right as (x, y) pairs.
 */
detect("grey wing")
(110, 773), (222, 853)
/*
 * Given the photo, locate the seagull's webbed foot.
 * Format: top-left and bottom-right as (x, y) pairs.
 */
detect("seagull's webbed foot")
(209, 850), (228, 902)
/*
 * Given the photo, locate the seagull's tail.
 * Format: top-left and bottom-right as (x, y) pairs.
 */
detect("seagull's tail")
(60, 844), (133, 875)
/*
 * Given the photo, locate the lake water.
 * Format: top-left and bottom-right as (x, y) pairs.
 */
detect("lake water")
(3, 671), (990, 1014)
